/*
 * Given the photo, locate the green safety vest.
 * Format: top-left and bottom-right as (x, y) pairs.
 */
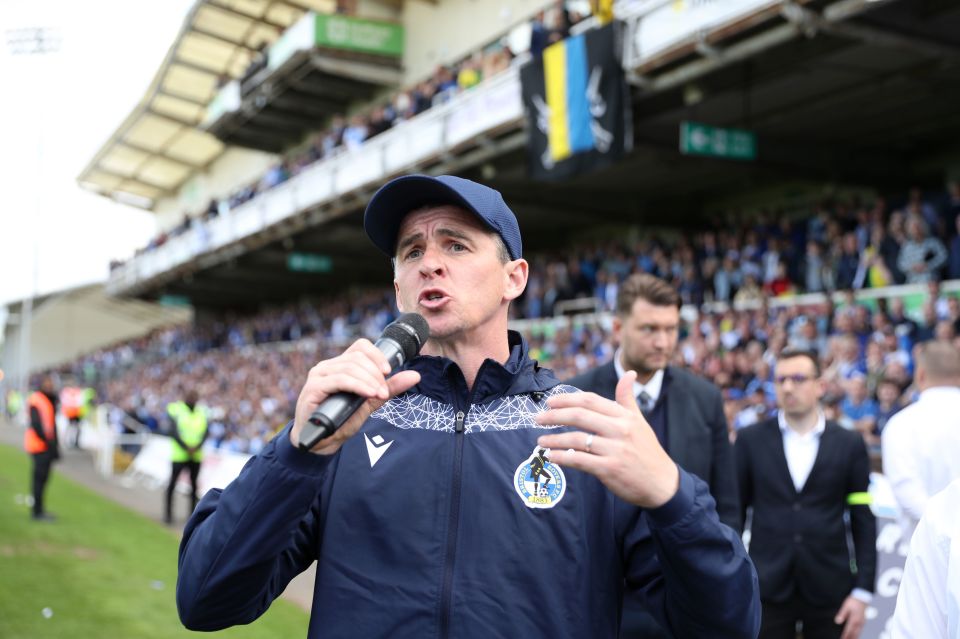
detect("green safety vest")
(167, 401), (207, 462)
(80, 388), (96, 418)
(6, 390), (22, 416)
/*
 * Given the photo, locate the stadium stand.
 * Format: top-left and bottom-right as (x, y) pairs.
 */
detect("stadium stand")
(40, 187), (960, 456)
(20, 1), (958, 633)
(50, 0), (960, 468)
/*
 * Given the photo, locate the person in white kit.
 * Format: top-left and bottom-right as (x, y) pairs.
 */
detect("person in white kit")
(881, 341), (960, 528)
(890, 478), (960, 638)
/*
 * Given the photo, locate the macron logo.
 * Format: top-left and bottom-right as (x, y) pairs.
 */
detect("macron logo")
(364, 433), (394, 468)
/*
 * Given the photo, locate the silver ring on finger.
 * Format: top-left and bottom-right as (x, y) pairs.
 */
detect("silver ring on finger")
(584, 433), (595, 454)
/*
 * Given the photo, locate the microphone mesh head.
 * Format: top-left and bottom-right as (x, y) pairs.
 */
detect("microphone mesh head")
(384, 313), (430, 361)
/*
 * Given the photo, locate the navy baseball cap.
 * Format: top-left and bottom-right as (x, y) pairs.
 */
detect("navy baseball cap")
(363, 174), (523, 260)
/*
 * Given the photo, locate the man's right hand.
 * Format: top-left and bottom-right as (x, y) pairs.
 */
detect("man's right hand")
(291, 339), (421, 455)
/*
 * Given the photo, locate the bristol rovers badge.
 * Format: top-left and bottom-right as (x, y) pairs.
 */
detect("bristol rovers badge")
(514, 446), (566, 509)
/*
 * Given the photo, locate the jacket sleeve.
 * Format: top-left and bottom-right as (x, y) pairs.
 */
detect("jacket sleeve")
(621, 468), (761, 639)
(925, 239), (947, 273)
(176, 425), (335, 630)
(846, 434), (877, 593)
(890, 512), (948, 638)
(734, 430), (753, 533)
(707, 387), (741, 532)
(882, 418), (928, 522)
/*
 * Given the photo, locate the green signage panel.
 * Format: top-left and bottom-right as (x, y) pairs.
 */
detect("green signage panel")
(314, 14), (404, 57)
(680, 121), (756, 160)
(288, 253), (333, 273)
(159, 294), (192, 307)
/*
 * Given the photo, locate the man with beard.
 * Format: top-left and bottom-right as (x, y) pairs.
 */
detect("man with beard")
(568, 272), (739, 638)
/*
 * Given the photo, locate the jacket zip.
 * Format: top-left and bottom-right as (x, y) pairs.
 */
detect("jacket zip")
(439, 408), (466, 639)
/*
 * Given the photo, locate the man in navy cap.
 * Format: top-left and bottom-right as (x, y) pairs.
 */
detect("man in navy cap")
(176, 175), (760, 638)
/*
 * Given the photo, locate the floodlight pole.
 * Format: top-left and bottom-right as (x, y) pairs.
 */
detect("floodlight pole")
(5, 27), (60, 422)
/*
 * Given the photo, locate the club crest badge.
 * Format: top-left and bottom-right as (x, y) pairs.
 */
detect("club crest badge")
(514, 446), (566, 509)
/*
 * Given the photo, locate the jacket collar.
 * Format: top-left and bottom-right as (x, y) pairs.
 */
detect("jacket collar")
(404, 330), (561, 405)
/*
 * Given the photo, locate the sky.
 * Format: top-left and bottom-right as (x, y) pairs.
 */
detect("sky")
(0, 0), (195, 306)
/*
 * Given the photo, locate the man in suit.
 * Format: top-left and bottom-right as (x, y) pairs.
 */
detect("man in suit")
(736, 348), (876, 639)
(568, 273), (739, 638)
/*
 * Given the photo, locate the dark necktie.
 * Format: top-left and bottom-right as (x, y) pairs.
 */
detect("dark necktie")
(637, 390), (653, 416)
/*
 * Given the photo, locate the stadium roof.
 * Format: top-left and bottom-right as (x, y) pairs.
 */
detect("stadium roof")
(76, 0), (349, 211)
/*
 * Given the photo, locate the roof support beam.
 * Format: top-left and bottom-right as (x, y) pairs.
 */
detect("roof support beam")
(205, 0), (287, 32)
(782, 1), (960, 60)
(188, 25), (259, 52)
(172, 55), (224, 78)
(94, 166), (173, 193)
(270, 0), (318, 13)
(146, 106), (199, 128)
(157, 85), (210, 107)
(117, 140), (204, 169)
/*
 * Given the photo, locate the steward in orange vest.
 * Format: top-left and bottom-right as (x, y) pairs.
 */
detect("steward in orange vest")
(26, 377), (59, 521)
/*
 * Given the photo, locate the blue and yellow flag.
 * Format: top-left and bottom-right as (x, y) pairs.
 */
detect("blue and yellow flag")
(543, 35), (595, 163)
(520, 22), (630, 180)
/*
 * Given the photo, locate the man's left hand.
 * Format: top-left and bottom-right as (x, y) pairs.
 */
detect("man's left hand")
(534, 371), (680, 509)
(835, 595), (867, 639)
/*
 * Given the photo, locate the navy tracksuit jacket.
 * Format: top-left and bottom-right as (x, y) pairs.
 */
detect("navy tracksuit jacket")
(177, 332), (760, 638)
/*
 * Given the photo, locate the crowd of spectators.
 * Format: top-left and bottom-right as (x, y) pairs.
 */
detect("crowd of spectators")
(517, 183), (960, 315)
(41, 179), (960, 456)
(41, 278), (960, 456)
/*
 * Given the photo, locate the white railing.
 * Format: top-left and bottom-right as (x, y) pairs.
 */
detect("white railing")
(618, 0), (784, 70)
(92, 403), (153, 478)
(107, 66), (525, 295)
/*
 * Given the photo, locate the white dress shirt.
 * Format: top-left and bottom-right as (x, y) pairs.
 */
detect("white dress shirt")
(890, 478), (960, 638)
(778, 410), (873, 604)
(777, 410), (826, 492)
(882, 387), (960, 525)
(614, 348), (664, 406)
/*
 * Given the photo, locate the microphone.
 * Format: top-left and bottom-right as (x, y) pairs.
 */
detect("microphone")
(298, 312), (430, 451)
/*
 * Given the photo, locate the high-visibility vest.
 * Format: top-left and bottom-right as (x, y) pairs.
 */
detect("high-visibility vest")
(80, 388), (96, 419)
(6, 390), (22, 416)
(24, 392), (56, 454)
(167, 401), (207, 462)
(61, 387), (83, 419)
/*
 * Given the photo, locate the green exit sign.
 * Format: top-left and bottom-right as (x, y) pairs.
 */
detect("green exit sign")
(680, 121), (756, 160)
(158, 294), (191, 307)
(287, 253), (333, 273)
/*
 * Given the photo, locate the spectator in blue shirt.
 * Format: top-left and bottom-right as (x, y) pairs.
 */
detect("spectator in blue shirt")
(875, 378), (903, 436)
(839, 373), (879, 440)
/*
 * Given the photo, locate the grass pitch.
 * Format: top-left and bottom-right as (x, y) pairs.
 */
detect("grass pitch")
(0, 444), (308, 639)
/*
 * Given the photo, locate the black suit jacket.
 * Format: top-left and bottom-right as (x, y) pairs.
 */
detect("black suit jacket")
(567, 363), (740, 529)
(735, 418), (877, 607)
